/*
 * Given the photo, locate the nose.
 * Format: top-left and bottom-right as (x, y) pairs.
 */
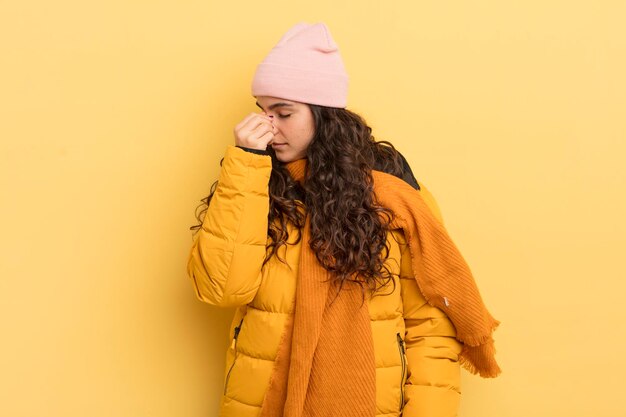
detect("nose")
(268, 115), (278, 133)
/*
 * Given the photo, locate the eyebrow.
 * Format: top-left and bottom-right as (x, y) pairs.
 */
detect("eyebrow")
(255, 101), (294, 111)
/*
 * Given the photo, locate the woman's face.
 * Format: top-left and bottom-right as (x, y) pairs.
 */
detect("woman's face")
(255, 96), (315, 163)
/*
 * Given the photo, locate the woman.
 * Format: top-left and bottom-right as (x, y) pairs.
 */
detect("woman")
(187, 22), (500, 417)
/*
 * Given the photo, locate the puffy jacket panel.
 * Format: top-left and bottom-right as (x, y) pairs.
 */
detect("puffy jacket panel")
(187, 145), (272, 307)
(395, 206), (463, 417)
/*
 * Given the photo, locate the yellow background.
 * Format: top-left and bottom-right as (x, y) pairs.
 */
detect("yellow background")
(2, 1), (625, 416)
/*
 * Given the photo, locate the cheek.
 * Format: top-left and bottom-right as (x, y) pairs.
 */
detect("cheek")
(295, 117), (314, 135)
(280, 115), (314, 143)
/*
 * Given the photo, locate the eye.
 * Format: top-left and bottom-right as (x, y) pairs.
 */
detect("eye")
(278, 114), (291, 119)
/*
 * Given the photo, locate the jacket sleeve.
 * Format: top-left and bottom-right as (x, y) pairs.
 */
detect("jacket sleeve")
(186, 144), (272, 307)
(400, 182), (463, 417)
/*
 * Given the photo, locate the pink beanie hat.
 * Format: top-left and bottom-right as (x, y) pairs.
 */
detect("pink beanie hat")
(251, 22), (349, 108)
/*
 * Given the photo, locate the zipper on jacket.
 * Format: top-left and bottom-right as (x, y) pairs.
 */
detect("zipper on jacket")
(223, 317), (244, 395)
(397, 332), (407, 413)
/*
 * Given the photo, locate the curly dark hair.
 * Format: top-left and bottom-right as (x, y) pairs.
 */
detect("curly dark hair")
(190, 104), (413, 306)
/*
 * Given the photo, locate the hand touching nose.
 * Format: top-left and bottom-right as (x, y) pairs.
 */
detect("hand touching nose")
(233, 112), (278, 150)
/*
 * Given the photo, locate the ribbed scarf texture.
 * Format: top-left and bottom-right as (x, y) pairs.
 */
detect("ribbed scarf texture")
(258, 157), (501, 417)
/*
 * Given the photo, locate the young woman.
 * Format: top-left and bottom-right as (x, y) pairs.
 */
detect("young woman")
(187, 22), (500, 417)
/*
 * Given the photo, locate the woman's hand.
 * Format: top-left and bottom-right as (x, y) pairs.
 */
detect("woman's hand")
(233, 112), (278, 151)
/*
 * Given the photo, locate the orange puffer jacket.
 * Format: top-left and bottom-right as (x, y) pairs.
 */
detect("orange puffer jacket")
(187, 145), (462, 417)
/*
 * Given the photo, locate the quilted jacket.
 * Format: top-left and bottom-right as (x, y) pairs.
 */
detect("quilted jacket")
(187, 145), (463, 417)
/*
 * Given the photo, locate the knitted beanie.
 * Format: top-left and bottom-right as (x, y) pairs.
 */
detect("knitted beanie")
(251, 22), (349, 108)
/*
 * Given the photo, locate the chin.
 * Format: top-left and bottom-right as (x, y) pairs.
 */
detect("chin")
(273, 152), (290, 162)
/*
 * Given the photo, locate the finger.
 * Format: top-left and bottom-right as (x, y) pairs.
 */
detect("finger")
(243, 117), (273, 133)
(249, 125), (274, 143)
(235, 113), (259, 130)
(251, 122), (274, 137)
(236, 113), (272, 132)
(257, 130), (275, 146)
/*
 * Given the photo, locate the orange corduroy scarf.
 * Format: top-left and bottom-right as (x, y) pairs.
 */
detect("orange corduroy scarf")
(258, 157), (501, 417)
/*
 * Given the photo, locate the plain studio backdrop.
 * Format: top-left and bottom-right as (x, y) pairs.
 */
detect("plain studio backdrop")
(1, 1), (625, 416)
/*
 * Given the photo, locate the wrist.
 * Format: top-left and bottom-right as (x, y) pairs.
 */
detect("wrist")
(236, 145), (270, 155)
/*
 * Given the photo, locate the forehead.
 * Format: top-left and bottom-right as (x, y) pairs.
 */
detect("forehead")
(255, 96), (299, 109)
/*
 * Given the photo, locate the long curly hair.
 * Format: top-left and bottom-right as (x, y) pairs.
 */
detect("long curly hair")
(190, 104), (412, 306)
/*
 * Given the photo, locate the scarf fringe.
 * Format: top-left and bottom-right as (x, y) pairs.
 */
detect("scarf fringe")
(458, 318), (501, 347)
(458, 319), (502, 378)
